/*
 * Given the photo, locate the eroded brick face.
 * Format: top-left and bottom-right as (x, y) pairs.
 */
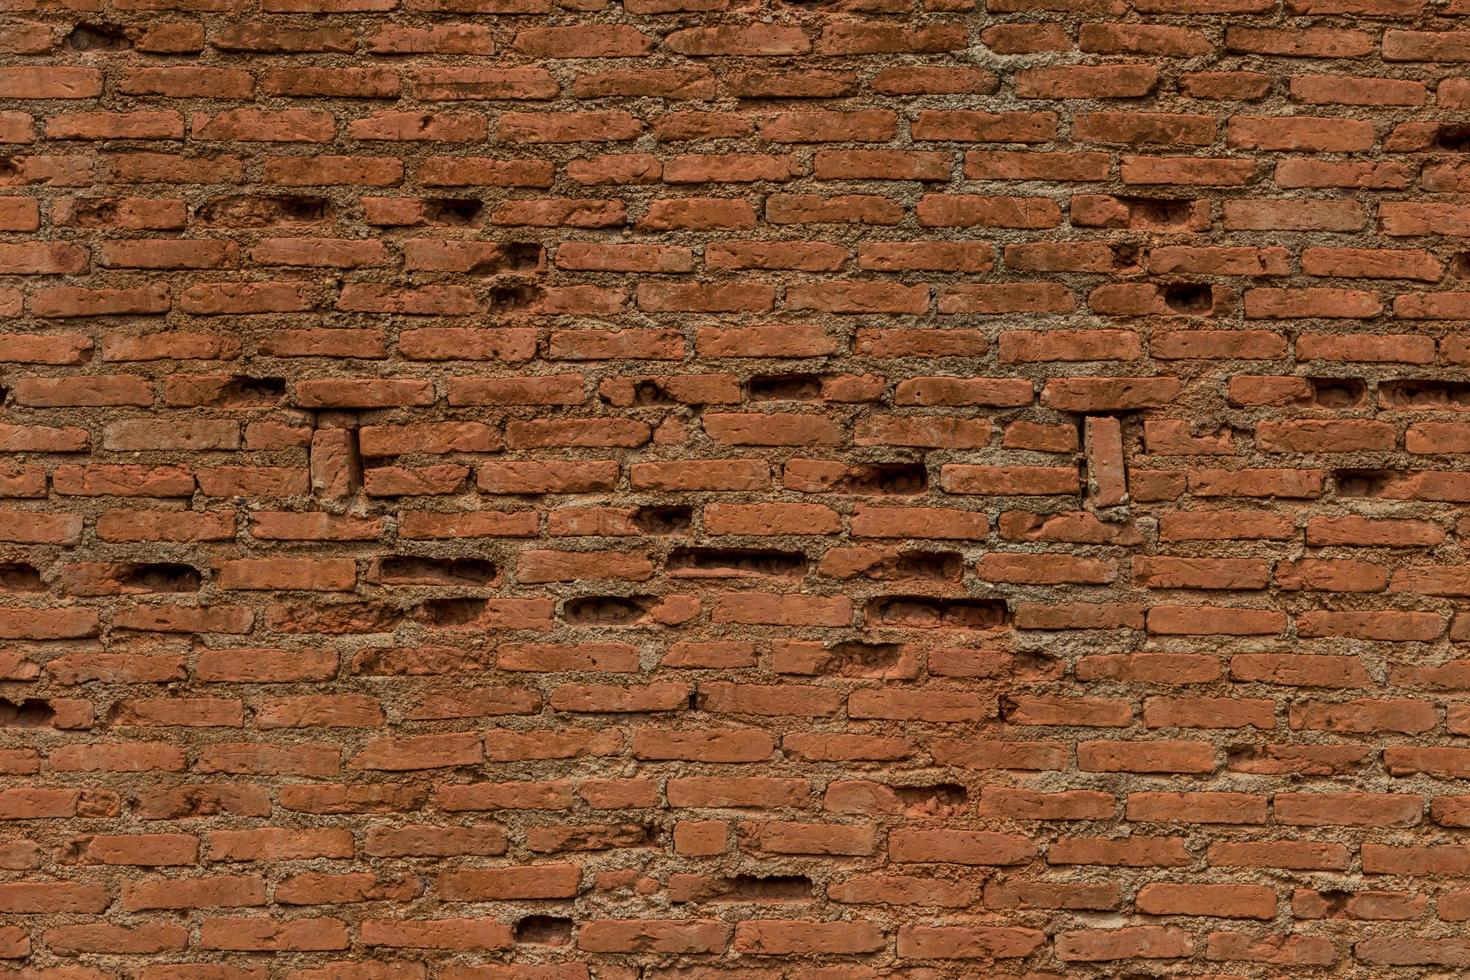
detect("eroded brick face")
(1, 0), (1469, 976)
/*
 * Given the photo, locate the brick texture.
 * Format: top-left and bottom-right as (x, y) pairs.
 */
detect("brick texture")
(2, 0), (1470, 976)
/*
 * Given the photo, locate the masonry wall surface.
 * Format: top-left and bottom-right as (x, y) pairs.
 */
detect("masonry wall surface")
(1, 0), (1469, 977)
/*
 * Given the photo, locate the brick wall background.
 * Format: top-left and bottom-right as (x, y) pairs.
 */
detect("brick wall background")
(3, 0), (1470, 976)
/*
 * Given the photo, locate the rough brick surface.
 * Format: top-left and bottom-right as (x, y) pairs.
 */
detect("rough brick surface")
(2, 0), (1470, 976)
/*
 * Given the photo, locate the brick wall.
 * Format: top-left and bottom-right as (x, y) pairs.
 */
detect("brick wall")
(2, 0), (1469, 976)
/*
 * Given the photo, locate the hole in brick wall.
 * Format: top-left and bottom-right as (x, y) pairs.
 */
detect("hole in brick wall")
(889, 551), (964, 581)
(1380, 380), (1470, 410)
(1122, 197), (1192, 229)
(423, 198), (484, 225)
(844, 551), (964, 582)
(0, 160), (17, 180)
(1111, 241), (1143, 270)
(274, 197), (329, 222)
(196, 195), (329, 227)
(376, 557), (497, 586)
(547, 823), (656, 851)
(1452, 253), (1470, 279)
(1224, 743), (1259, 767)
(724, 875), (813, 900)
(632, 505), (692, 534)
(350, 646), (494, 675)
(0, 699), (56, 727)
(270, 602), (404, 634)
(1335, 470), (1394, 497)
(1436, 124), (1470, 152)
(667, 548), (807, 578)
(840, 463), (928, 495)
(1162, 283), (1213, 313)
(213, 376), (287, 408)
(131, 787), (244, 819)
(67, 199), (178, 229)
(66, 23), (130, 49)
(1310, 377), (1366, 408)
(123, 563), (202, 593)
(503, 242), (545, 270)
(63, 199), (119, 228)
(865, 596), (1008, 629)
(513, 916), (572, 945)
(0, 563), (44, 592)
(748, 375), (822, 401)
(1013, 650), (1061, 677)
(822, 641), (903, 675)
(562, 595), (652, 625)
(628, 380), (677, 406)
(487, 281), (543, 312)
(412, 597), (486, 626)
(894, 783), (968, 815)
(467, 242), (544, 274)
